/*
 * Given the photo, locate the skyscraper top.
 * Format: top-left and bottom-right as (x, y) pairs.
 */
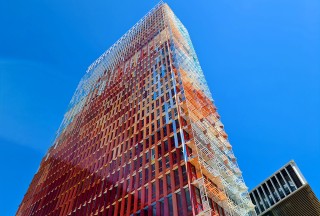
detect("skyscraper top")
(55, 2), (170, 140)
(86, 1), (165, 74)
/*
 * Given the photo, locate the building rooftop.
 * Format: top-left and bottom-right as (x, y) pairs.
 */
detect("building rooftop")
(249, 160), (320, 216)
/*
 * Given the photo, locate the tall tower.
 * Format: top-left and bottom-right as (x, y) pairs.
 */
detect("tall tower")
(17, 2), (255, 216)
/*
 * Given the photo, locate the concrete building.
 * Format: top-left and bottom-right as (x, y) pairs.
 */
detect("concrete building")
(249, 161), (320, 216)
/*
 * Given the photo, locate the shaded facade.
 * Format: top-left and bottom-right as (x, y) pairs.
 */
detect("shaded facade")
(249, 161), (320, 216)
(17, 2), (254, 216)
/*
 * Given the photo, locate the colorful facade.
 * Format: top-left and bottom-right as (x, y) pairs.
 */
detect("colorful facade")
(17, 2), (255, 216)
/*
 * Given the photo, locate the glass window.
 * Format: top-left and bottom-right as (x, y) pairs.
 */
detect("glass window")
(151, 148), (155, 160)
(158, 144), (162, 158)
(164, 140), (169, 152)
(138, 171), (143, 187)
(162, 116), (166, 124)
(152, 202), (156, 216)
(166, 174), (171, 192)
(145, 186), (149, 203)
(181, 165), (188, 183)
(258, 187), (269, 209)
(152, 182), (156, 199)
(151, 134), (155, 144)
(286, 165), (302, 188)
(177, 132), (182, 146)
(253, 190), (265, 212)
(143, 207), (148, 216)
(267, 180), (280, 202)
(276, 173), (290, 195)
(159, 179), (163, 196)
(174, 169), (180, 187)
(179, 148), (184, 161)
(132, 175), (136, 190)
(123, 197), (128, 213)
(177, 191), (183, 216)
(162, 105), (166, 112)
(137, 190), (141, 208)
(175, 119), (179, 129)
(145, 151), (150, 164)
(145, 168), (149, 183)
(168, 195), (173, 215)
(194, 187), (202, 213)
(159, 199), (165, 216)
(250, 193), (260, 215)
(165, 156), (170, 168)
(163, 126), (167, 137)
(271, 176), (285, 199)
(173, 151), (177, 164)
(184, 187), (193, 215)
(151, 164), (155, 178)
(262, 183), (274, 206)
(281, 169), (296, 192)
(158, 159), (163, 173)
(130, 194), (135, 212)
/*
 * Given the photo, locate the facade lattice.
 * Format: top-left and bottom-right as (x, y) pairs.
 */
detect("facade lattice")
(17, 2), (255, 216)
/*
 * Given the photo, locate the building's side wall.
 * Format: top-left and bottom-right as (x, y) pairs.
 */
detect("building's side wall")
(262, 185), (320, 216)
(164, 4), (255, 216)
(249, 161), (319, 216)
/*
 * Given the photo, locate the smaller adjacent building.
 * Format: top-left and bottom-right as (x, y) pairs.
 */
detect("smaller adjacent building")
(249, 160), (320, 216)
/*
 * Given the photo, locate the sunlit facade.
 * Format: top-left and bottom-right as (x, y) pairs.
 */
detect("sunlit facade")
(17, 2), (255, 216)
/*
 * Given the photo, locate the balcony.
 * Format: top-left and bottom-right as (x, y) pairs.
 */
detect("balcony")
(191, 175), (227, 202)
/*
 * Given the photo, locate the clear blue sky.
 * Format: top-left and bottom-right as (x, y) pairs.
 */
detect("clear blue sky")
(0, 0), (319, 215)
